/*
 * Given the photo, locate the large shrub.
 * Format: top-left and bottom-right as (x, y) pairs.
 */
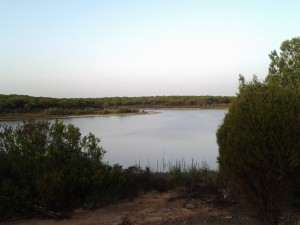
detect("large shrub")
(0, 120), (128, 219)
(217, 77), (300, 225)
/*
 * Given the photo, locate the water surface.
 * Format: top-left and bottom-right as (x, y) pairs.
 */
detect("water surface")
(66, 109), (226, 170)
(1, 109), (226, 170)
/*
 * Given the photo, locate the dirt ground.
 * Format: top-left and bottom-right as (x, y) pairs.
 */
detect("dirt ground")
(3, 189), (300, 225)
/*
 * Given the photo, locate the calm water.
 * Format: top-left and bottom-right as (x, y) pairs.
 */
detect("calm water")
(1, 109), (226, 170)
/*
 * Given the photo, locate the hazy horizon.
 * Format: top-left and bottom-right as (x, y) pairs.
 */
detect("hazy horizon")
(1, 93), (235, 98)
(1, 0), (299, 98)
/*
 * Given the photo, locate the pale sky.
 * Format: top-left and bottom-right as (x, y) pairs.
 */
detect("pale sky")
(0, 0), (299, 98)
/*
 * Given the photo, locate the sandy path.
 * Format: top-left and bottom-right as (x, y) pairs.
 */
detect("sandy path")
(1, 192), (268, 225)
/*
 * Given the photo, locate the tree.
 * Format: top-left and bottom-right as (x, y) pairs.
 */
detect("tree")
(217, 77), (300, 225)
(266, 37), (300, 90)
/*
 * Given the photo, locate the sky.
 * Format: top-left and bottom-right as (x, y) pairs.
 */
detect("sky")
(0, 0), (299, 98)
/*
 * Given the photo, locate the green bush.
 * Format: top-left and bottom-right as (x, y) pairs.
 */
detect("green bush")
(217, 78), (300, 225)
(0, 120), (128, 218)
(169, 166), (185, 187)
(116, 107), (139, 114)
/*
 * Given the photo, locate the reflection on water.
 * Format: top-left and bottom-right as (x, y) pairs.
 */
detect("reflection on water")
(1, 109), (226, 170)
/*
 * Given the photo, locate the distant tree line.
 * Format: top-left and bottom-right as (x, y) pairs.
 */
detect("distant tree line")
(0, 95), (233, 115)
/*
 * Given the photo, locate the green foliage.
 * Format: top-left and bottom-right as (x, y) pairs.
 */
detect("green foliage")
(116, 107), (139, 114)
(219, 37), (300, 224)
(169, 166), (184, 186)
(0, 120), (128, 218)
(120, 163), (216, 200)
(168, 162), (214, 188)
(266, 36), (300, 218)
(266, 37), (300, 90)
(0, 95), (233, 117)
(217, 77), (300, 224)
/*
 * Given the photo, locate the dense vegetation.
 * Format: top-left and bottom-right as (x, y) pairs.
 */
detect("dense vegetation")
(0, 120), (120, 216)
(217, 37), (300, 225)
(266, 37), (300, 90)
(217, 77), (300, 224)
(0, 95), (233, 116)
(0, 120), (214, 220)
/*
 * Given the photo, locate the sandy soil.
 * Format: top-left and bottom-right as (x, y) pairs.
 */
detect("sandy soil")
(3, 189), (271, 225)
(3, 184), (300, 225)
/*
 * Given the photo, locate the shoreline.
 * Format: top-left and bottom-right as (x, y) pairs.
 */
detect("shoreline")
(0, 111), (149, 122)
(0, 107), (228, 122)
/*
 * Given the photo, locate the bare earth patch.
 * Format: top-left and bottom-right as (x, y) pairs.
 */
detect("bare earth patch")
(2, 190), (261, 225)
(3, 190), (300, 225)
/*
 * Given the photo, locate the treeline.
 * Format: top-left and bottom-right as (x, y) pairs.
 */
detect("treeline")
(0, 94), (233, 115)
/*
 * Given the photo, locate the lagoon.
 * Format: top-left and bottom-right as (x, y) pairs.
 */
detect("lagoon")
(67, 109), (226, 170)
(1, 109), (227, 170)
